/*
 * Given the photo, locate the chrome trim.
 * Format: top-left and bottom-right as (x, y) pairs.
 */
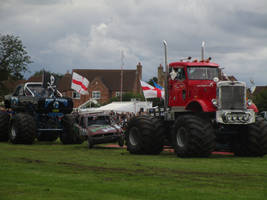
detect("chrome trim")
(216, 109), (255, 124)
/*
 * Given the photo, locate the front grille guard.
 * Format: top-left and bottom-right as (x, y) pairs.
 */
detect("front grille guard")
(216, 81), (255, 124)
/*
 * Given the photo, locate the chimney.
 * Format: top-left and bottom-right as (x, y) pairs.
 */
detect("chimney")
(136, 62), (142, 81)
(158, 64), (165, 87)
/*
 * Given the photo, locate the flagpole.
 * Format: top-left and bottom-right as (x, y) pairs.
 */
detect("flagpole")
(120, 51), (124, 102)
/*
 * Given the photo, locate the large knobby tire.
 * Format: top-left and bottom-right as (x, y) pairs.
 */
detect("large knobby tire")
(118, 135), (124, 147)
(0, 111), (10, 141)
(88, 136), (94, 149)
(172, 115), (216, 158)
(233, 116), (267, 157)
(37, 132), (58, 142)
(9, 113), (36, 144)
(125, 116), (165, 154)
(60, 114), (84, 144)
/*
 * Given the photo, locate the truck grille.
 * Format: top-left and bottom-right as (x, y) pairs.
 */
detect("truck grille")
(219, 85), (246, 110)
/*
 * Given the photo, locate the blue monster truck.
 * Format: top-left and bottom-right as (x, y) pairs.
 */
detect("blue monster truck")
(0, 74), (83, 144)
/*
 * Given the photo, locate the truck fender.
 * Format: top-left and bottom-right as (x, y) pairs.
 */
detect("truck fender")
(248, 103), (258, 113)
(185, 99), (215, 112)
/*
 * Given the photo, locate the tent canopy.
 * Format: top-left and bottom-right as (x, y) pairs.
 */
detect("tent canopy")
(78, 101), (152, 114)
(97, 101), (152, 113)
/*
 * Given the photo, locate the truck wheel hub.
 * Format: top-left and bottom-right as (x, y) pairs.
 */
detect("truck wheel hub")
(129, 127), (138, 146)
(176, 127), (186, 148)
(11, 125), (16, 139)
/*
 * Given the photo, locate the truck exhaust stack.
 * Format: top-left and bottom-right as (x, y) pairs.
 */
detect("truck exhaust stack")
(163, 40), (169, 111)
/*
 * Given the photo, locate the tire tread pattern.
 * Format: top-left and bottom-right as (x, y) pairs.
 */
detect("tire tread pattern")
(10, 113), (36, 144)
(233, 116), (267, 157)
(0, 111), (10, 141)
(125, 116), (165, 154)
(173, 114), (215, 157)
(60, 114), (84, 144)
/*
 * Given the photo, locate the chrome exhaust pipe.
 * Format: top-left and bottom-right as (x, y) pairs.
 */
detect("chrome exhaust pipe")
(163, 40), (169, 111)
(201, 41), (205, 61)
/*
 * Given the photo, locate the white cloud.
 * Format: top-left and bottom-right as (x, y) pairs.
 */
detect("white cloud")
(0, 0), (267, 84)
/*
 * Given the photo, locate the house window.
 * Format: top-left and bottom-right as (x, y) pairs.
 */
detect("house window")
(115, 91), (122, 97)
(92, 91), (101, 99)
(72, 91), (80, 99)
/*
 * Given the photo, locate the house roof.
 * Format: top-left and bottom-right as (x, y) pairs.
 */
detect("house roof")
(57, 73), (72, 92)
(66, 69), (138, 91)
(1, 79), (26, 92)
(27, 75), (43, 82)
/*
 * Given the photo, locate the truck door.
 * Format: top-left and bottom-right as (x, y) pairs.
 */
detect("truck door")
(169, 67), (187, 107)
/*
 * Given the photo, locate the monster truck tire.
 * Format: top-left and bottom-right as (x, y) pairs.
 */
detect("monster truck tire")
(88, 137), (94, 149)
(9, 113), (36, 144)
(125, 116), (165, 154)
(60, 114), (84, 144)
(118, 136), (124, 147)
(172, 115), (216, 157)
(0, 111), (10, 141)
(37, 132), (58, 142)
(233, 116), (267, 157)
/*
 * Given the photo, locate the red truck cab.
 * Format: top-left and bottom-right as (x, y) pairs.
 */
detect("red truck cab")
(168, 61), (219, 112)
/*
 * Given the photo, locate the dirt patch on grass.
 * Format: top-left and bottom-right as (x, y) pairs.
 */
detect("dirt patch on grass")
(57, 161), (134, 174)
(14, 157), (267, 179)
(18, 157), (45, 164)
(56, 161), (267, 179)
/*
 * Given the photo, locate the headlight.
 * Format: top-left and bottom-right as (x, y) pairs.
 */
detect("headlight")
(226, 114), (232, 122)
(243, 113), (250, 121)
(232, 115), (237, 121)
(212, 99), (217, 107)
(223, 113), (232, 122)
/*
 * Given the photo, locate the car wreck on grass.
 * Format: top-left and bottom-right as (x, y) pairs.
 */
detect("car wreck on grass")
(72, 112), (124, 148)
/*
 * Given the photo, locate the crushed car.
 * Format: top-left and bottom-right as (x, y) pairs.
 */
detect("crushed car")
(73, 112), (124, 148)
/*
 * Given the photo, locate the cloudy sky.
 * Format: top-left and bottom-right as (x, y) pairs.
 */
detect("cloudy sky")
(1, 0), (267, 85)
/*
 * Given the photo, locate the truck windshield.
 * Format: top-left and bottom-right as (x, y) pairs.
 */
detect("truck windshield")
(26, 85), (53, 97)
(187, 67), (218, 80)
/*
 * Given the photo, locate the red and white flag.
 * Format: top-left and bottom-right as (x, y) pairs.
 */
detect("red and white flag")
(71, 72), (89, 95)
(140, 80), (164, 99)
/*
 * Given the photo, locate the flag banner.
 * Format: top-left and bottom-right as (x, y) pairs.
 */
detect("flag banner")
(71, 72), (89, 95)
(43, 71), (58, 89)
(140, 80), (164, 99)
(152, 80), (163, 90)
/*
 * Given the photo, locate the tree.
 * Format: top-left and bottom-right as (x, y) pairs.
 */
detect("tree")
(148, 77), (158, 86)
(253, 89), (267, 112)
(107, 92), (145, 104)
(32, 70), (64, 80)
(0, 34), (32, 81)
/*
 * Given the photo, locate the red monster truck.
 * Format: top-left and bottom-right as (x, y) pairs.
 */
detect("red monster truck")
(125, 41), (267, 157)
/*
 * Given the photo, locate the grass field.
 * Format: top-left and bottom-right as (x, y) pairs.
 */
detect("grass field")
(0, 141), (266, 200)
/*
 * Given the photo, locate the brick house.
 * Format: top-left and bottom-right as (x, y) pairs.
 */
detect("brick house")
(57, 63), (143, 107)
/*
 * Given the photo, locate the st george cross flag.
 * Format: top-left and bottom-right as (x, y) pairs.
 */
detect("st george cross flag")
(140, 80), (164, 99)
(152, 79), (163, 90)
(71, 72), (89, 95)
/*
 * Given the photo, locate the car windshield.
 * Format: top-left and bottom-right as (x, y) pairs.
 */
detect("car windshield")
(88, 116), (110, 126)
(187, 67), (218, 80)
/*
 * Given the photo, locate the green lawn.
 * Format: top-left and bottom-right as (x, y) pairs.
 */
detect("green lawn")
(0, 141), (266, 200)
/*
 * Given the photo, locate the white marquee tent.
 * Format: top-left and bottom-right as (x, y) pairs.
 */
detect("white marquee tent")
(78, 101), (152, 114)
